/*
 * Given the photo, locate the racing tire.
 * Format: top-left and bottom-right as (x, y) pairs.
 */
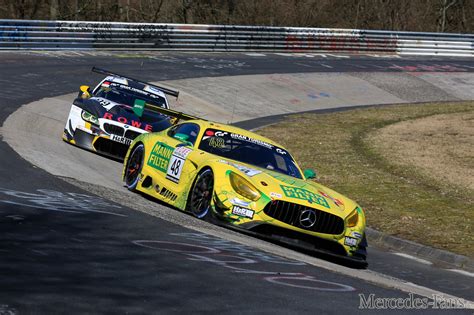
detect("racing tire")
(124, 143), (144, 191)
(187, 168), (214, 219)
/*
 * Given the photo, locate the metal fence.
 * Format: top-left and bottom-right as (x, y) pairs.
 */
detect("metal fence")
(1, 19), (473, 56)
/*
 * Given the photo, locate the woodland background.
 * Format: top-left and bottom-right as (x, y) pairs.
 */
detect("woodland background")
(1, 0), (472, 33)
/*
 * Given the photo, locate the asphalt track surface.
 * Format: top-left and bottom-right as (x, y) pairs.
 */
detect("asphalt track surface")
(0, 51), (473, 314)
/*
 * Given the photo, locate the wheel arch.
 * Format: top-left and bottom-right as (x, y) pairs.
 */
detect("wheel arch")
(185, 166), (215, 218)
(182, 165), (214, 207)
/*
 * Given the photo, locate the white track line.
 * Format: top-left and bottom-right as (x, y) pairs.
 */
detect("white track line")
(320, 63), (333, 68)
(446, 269), (474, 278)
(295, 63), (313, 68)
(244, 53), (266, 57)
(393, 253), (433, 265)
(274, 53), (294, 57)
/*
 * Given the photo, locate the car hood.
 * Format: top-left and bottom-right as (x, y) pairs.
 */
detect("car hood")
(80, 97), (172, 132)
(215, 158), (356, 217)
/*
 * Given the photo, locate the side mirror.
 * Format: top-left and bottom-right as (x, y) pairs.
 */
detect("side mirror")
(79, 85), (91, 99)
(174, 133), (193, 147)
(133, 99), (145, 117)
(303, 168), (317, 179)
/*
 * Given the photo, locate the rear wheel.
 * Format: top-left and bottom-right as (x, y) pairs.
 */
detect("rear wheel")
(125, 144), (144, 191)
(187, 169), (214, 219)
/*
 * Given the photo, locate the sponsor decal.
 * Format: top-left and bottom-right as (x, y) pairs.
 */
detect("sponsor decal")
(270, 192), (282, 199)
(318, 190), (344, 207)
(344, 236), (358, 247)
(219, 160), (261, 177)
(215, 131), (228, 137)
(102, 113), (153, 132)
(276, 148), (287, 155)
(110, 135), (132, 145)
(230, 198), (251, 208)
(280, 185), (330, 208)
(202, 130), (228, 141)
(351, 231), (362, 239)
(147, 142), (174, 173)
(230, 133), (273, 149)
(110, 82), (150, 96)
(232, 206), (254, 219)
(173, 146), (193, 159)
(270, 173), (307, 188)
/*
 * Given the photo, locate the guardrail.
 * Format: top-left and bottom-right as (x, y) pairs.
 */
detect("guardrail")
(1, 19), (473, 56)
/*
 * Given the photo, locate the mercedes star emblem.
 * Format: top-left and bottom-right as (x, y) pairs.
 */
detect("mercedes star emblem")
(299, 209), (317, 228)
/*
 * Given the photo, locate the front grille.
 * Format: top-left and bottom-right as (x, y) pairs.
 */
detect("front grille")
(263, 200), (344, 235)
(93, 137), (129, 158)
(103, 123), (124, 136)
(125, 130), (142, 140)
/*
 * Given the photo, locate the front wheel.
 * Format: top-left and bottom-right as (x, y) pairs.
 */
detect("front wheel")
(187, 168), (214, 219)
(124, 144), (144, 191)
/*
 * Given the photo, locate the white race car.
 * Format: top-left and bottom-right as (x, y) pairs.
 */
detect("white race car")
(63, 67), (179, 159)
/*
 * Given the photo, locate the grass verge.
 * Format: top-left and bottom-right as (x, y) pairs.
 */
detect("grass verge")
(257, 102), (473, 257)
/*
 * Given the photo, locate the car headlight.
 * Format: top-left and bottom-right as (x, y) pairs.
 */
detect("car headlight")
(81, 110), (99, 125)
(346, 207), (360, 227)
(229, 172), (260, 201)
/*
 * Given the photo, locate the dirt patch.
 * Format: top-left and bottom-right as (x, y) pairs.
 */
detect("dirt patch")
(368, 112), (474, 192)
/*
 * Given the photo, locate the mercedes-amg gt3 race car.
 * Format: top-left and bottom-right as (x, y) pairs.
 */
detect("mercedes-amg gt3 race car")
(63, 67), (179, 159)
(123, 108), (368, 263)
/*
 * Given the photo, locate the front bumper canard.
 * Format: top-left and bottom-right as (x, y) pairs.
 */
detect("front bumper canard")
(209, 214), (368, 269)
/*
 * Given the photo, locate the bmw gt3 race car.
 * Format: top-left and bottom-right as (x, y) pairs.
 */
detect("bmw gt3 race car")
(63, 67), (179, 159)
(123, 107), (368, 264)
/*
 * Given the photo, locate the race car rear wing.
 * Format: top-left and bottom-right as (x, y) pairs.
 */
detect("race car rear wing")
(92, 66), (180, 99)
(144, 103), (205, 123)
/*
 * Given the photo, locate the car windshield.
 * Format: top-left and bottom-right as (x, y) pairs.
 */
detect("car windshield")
(199, 128), (303, 179)
(95, 82), (167, 108)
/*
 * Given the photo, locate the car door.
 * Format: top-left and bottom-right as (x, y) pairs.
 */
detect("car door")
(147, 122), (202, 204)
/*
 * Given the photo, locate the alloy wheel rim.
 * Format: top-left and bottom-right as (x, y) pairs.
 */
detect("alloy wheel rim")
(191, 171), (213, 217)
(126, 146), (142, 186)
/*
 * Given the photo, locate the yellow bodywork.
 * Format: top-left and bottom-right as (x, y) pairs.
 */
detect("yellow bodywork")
(123, 120), (366, 258)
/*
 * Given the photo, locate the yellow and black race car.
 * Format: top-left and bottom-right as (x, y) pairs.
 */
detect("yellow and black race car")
(123, 107), (368, 264)
(63, 67), (179, 159)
